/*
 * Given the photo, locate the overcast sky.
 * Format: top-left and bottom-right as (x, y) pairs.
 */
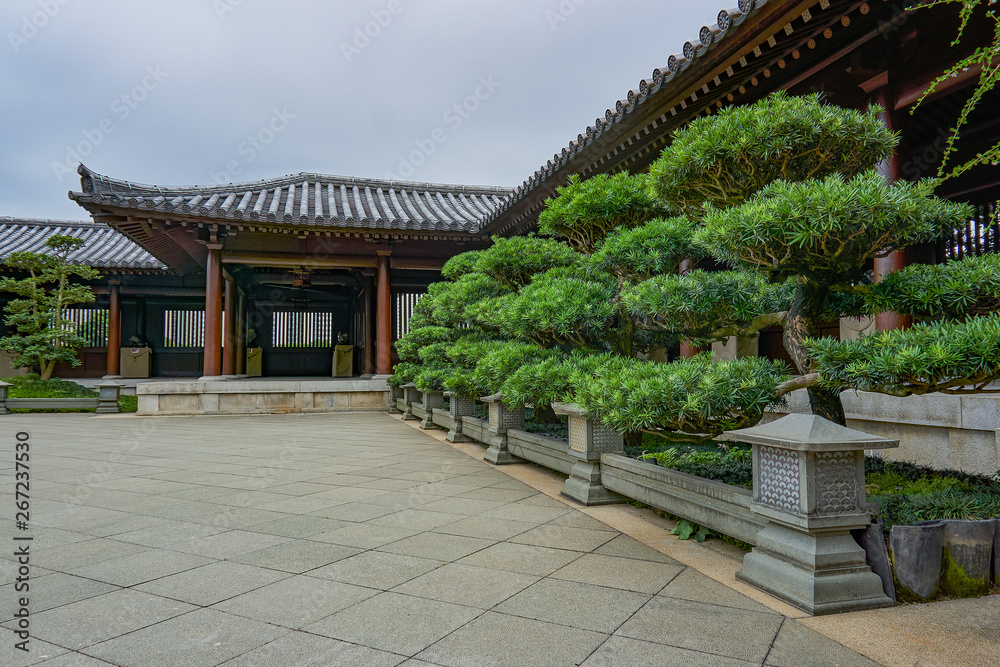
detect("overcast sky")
(2, 0), (711, 221)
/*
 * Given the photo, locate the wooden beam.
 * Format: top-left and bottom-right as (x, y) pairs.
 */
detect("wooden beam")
(221, 252), (378, 269)
(203, 245), (223, 377)
(105, 282), (121, 378)
(389, 257), (448, 271)
(376, 252), (392, 376)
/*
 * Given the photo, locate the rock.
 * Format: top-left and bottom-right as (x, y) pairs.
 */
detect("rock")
(855, 522), (896, 603)
(940, 519), (995, 597)
(890, 520), (944, 600)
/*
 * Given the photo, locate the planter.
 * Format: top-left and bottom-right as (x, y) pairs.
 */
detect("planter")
(995, 518), (1000, 586)
(940, 519), (995, 597)
(552, 402), (623, 506)
(400, 384), (419, 421)
(388, 386), (403, 414)
(480, 395), (524, 465)
(460, 415), (489, 444)
(890, 521), (944, 600)
(444, 393), (477, 443)
(601, 453), (764, 545)
(507, 429), (574, 475)
(419, 390), (444, 430)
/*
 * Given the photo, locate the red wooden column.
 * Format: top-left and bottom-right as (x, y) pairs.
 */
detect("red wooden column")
(376, 251), (392, 375)
(203, 245), (223, 377)
(363, 274), (375, 375)
(677, 259), (702, 358)
(104, 280), (122, 378)
(873, 87), (912, 332)
(222, 277), (237, 376)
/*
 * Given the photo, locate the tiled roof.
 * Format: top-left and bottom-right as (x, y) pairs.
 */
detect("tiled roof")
(70, 164), (512, 234)
(0, 218), (167, 270)
(479, 0), (773, 233)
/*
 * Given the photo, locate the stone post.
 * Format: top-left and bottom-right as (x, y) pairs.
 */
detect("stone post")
(388, 385), (403, 414)
(420, 390), (444, 430)
(96, 381), (122, 414)
(728, 413), (898, 615)
(553, 403), (624, 505)
(0, 381), (11, 414)
(400, 383), (419, 421)
(444, 392), (476, 443)
(481, 394), (523, 465)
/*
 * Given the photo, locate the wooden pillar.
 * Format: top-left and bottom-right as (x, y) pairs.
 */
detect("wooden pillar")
(677, 259), (702, 358)
(104, 280), (122, 378)
(364, 275), (375, 375)
(235, 290), (246, 375)
(203, 245), (223, 377)
(222, 277), (236, 376)
(873, 87), (911, 332)
(376, 251), (392, 375)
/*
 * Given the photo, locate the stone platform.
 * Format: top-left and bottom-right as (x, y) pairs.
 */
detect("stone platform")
(136, 376), (389, 415)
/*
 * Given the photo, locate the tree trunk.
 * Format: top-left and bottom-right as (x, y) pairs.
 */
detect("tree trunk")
(40, 359), (54, 381)
(782, 281), (846, 425)
(533, 403), (562, 425)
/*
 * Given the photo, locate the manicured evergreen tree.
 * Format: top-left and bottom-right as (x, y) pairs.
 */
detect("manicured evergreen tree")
(0, 236), (99, 380)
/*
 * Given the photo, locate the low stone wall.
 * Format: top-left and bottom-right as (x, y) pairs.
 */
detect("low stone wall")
(768, 389), (1000, 475)
(507, 429), (575, 475)
(137, 378), (388, 415)
(460, 416), (489, 443)
(601, 453), (763, 546)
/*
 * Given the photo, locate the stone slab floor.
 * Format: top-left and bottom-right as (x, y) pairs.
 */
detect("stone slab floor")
(0, 412), (883, 667)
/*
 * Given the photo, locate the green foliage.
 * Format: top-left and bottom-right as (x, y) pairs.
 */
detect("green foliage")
(866, 254), (1000, 320)
(471, 342), (560, 398)
(589, 216), (701, 281)
(479, 272), (615, 348)
(639, 443), (753, 488)
(425, 274), (511, 327)
(911, 1), (1000, 181)
(475, 235), (579, 290)
(394, 326), (454, 363)
(625, 270), (792, 342)
(572, 354), (790, 436)
(440, 250), (483, 280)
(699, 172), (972, 283)
(2, 373), (98, 398)
(670, 520), (711, 542)
(387, 361), (420, 387)
(649, 91), (898, 217)
(807, 313), (1000, 396)
(118, 394), (138, 413)
(537, 173), (665, 252)
(500, 352), (612, 410)
(0, 235), (100, 380)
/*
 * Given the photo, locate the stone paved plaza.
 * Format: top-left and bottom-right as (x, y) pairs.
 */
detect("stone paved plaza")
(0, 412), (887, 666)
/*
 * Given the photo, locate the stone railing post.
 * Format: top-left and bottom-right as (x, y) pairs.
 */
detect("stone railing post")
(728, 413), (899, 615)
(444, 392), (476, 443)
(420, 389), (444, 430)
(400, 383), (420, 421)
(0, 381), (11, 415)
(481, 394), (523, 465)
(553, 403), (624, 505)
(388, 385), (403, 414)
(96, 381), (122, 414)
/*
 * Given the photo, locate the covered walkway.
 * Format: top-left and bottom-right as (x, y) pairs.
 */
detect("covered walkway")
(2, 413), (995, 666)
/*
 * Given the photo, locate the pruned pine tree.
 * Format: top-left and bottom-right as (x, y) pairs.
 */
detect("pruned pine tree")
(0, 236), (99, 380)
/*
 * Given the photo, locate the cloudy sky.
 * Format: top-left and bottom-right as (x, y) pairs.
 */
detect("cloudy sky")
(2, 0), (712, 221)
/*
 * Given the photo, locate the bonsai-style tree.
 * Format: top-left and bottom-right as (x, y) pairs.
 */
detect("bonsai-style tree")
(0, 235), (99, 380)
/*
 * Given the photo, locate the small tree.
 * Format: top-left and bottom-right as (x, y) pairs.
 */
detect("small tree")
(0, 236), (99, 380)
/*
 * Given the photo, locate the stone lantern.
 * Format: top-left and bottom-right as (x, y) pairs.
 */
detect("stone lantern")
(553, 402), (624, 505)
(443, 392), (476, 442)
(727, 413), (898, 614)
(480, 394), (524, 465)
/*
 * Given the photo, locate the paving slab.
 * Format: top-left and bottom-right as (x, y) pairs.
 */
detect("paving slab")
(0, 412), (899, 667)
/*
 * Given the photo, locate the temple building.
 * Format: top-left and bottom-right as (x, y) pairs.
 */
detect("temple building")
(2, 0), (997, 390)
